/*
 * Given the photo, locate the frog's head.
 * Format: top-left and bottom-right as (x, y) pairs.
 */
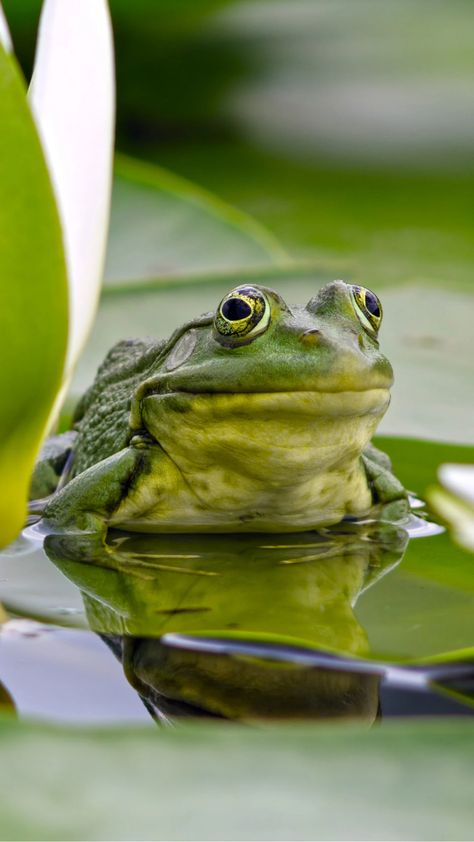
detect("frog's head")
(133, 281), (392, 488)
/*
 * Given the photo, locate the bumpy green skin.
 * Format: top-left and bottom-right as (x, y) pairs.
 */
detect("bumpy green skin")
(33, 281), (408, 537)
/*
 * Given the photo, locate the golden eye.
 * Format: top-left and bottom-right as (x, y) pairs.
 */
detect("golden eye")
(214, 286), (271, 342)
(351, 285), (382, 336)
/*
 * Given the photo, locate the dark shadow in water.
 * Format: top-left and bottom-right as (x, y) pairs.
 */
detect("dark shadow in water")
(43, 523), (474, 723)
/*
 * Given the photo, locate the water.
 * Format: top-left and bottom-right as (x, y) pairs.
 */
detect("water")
(0, 504), (473, 725)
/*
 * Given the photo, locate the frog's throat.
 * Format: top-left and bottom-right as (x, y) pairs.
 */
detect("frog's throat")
(139, 389), (390, 487)
(117, 388), (391, 533)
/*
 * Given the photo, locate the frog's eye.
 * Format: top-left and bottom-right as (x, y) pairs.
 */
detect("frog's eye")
(214, 286), (271, 342)
(350, 285), (382, 337)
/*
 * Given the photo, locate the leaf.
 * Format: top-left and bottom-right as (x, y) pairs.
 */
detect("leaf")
(0, 716), (473, 840)
(156, 143), (474, 294)
(104, 154), (287, 287)
(0, 42), (67, 547)
(28, 0), (115, 374)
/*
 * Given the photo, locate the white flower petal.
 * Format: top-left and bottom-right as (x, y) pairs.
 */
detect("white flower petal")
(0, 3), (12, 52)
(429, 487), (474, 553)
(439, 463), (474, 507)
(29, 0), (115, 375)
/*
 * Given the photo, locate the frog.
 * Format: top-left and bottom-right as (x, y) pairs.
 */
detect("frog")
(30, 280), (408, 540)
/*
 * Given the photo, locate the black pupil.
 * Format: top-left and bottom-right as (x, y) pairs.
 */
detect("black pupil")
(365, 291), (380, 318)
(222, 297), (252, 321)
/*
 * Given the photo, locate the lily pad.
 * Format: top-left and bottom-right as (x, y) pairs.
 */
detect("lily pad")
(104, 154), (286, 287)
(0, 716), (473, 841)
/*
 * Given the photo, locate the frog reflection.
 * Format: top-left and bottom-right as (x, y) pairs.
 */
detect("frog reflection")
(44, 523), (408, 722)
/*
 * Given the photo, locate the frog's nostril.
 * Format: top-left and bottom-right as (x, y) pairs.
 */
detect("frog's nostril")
(300, 329), (322, 347)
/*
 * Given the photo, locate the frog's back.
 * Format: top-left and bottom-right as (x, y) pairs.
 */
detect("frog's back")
(72, 338), (164, 476)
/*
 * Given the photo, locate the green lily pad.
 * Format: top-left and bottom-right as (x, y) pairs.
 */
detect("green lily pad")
(0, 716), (473, 841)
(104, 154), (286, 287)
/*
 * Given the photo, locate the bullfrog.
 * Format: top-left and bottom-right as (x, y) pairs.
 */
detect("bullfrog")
(31, 280), (407, 537)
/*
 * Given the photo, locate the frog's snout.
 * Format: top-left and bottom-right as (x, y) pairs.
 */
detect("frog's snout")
(299, 329), (323, 347)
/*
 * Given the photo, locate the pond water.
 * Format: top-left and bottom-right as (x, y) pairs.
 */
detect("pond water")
(0, 438), (473, 726)
(0, 517), (472, 724)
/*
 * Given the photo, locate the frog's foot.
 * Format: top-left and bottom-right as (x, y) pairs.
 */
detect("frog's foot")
(362, 445), (410, 523)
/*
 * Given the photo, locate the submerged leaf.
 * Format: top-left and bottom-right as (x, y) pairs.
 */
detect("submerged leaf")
(0, 42), (67, 547)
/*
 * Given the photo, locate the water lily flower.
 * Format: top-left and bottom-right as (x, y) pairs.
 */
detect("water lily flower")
(29, 0), (115, 379)
(0, 0), (115, 546)
(0, 4), (12, 52)
(428, 464), (474, 553)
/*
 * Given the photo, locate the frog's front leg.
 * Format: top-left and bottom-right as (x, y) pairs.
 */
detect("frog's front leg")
(42, 439), (152, 542)
(362, 443), (410, 522)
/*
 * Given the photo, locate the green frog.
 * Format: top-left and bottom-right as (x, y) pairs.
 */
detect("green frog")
(31, 280), (407, 537)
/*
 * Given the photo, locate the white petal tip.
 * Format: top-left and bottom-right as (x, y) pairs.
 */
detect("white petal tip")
(0, 5), (13, 52)
(438, 463), (474, 507)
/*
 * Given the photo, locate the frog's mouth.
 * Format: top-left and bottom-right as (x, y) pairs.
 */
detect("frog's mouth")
(142, 387), (391, 420)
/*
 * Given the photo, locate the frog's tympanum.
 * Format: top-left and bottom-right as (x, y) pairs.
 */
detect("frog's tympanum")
(45, 523), (408, 720)
(32, 281), (407, 537)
